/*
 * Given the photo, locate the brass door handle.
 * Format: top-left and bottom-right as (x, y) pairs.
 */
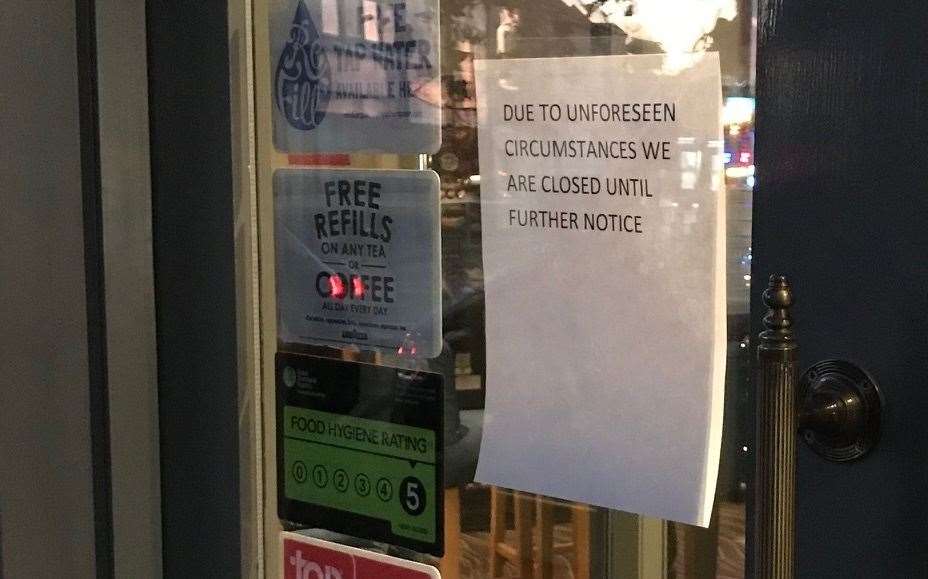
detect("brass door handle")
(752, 275), (884, 579)
(798, 360), (882, 462)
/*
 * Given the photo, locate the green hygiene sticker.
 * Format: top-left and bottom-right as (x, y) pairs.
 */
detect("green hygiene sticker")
(284, 408), (437, 464)
(283, 408), (437, 543)
(276, 353), (444, 556)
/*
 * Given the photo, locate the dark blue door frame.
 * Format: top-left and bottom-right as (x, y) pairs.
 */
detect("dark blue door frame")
(751, 0), (928, 576)
(146, 2), (241, 577)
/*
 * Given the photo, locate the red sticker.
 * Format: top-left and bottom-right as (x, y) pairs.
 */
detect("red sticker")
(288, 153), (351, 166)
(283, 534), (440, 579)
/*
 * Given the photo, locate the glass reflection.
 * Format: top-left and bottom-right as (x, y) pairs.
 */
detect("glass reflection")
(275, 0), (757, 577)
(430, 1), (755, 578)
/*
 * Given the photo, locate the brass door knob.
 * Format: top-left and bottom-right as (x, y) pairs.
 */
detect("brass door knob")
(798, 360), (882, 462)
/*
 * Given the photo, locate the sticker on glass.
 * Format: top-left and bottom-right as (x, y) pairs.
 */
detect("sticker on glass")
(275, 168), (442, 358)
(270, 0), (441, 154)
(277, 354), (444, 555)
(283, 532), (442, 578)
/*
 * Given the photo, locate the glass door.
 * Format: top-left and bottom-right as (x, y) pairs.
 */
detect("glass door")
(251, 1), (758, 577)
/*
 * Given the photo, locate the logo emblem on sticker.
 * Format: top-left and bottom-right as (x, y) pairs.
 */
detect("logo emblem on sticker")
(283, 366), (297, 388)
(276, 0), (330, 131)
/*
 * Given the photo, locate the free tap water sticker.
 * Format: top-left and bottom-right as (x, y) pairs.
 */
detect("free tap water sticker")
(275, 168), (442, 358)
(269, 0), (441, 154)
(277, 353), (444, 555)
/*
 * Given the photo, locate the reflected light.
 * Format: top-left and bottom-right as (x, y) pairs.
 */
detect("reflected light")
(726, 165), (755, 179)
(595, 0), (737, 71)
(352, 276), (365, 299)
(329, 274), (347, 299)
(397, 344), (418, 356)
(321, 0), (340, 34)
(723, 97), (755, 125)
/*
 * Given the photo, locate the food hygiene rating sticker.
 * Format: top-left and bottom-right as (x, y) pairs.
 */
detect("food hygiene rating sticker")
(277, 353), (444, 555)
(274, 168), (441, 358)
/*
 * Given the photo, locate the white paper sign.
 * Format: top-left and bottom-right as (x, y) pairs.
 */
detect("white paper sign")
(275, 168), (442, 357)
(474, 53), (726, 527)
(269, 0), (442, 154)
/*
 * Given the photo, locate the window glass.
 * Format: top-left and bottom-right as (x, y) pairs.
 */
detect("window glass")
(256, 1), (756, 577)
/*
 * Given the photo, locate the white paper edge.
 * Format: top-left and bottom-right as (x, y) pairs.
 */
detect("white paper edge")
(698, 68), (727, 527)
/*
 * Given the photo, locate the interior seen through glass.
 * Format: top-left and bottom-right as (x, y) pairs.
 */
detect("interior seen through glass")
(279, 1), (756, 577)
